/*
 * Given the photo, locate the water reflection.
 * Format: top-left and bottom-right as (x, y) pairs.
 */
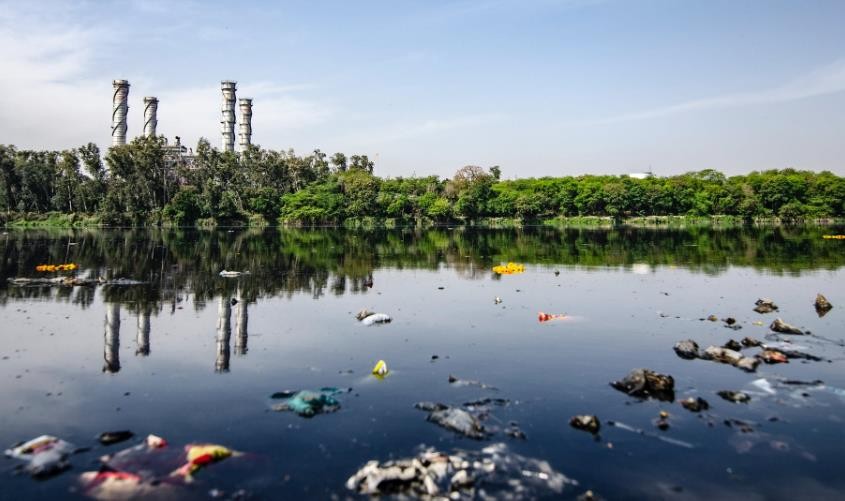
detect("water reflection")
(103, 303), (120, 373)
(215, 296), (232, 373)
(136, 308), (151, 356)
(1, 226), (842, 316)
(234, 291), (248, 356)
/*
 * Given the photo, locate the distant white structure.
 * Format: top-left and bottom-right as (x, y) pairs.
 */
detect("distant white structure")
(111, 80), (130, 146)
(143, 97), (158, 137)
(628, 168), (654, 180)
(238, 98), (253, 151)
(220, 81), (237, 152)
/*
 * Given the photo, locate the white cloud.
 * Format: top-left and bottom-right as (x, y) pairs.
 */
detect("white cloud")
(342, 113), (505, 145)
(591, 59), (845, 124)
(0, 3), (332, 152)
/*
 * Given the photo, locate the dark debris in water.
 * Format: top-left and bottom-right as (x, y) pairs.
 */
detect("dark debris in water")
(610, 369), (675, 402)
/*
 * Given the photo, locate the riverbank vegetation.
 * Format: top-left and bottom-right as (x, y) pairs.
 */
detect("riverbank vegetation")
(1, 139), (843, 227)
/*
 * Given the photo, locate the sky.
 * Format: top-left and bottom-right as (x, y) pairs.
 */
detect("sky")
(0, 0), (844, 178)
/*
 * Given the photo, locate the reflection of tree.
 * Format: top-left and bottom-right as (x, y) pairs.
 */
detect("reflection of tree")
(103, 303), (120, 373)
(0, 226), (843, 313)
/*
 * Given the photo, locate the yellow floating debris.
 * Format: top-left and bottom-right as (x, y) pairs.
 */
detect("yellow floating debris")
(492, 262), (524, 275)
(372, 360), (388, 377)
(36, 263), (77, 272)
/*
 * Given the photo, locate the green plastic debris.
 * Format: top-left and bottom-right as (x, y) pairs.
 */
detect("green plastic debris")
(270, 387), (345, 417)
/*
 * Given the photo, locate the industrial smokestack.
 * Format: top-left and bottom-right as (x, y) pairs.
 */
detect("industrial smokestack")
(238, 98), (253, 151)
(143, 97), (158, 138)
(220, 81), (237, 152)
(111, 79), (130, 147)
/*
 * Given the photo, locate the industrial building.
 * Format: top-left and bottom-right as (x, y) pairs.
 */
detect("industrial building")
(110, 79), (254, 165)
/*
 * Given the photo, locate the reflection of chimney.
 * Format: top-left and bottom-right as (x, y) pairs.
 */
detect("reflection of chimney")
(143, 97), (158, 137)
(103, 303), (121, 373)
(111, 80), (130, 147)
(215, 296), (232, 372)
(238, 98), (253, 152)
(234, 293), (248, 355)
(136, 309), (150, 356)
(220, 81), (237, 152)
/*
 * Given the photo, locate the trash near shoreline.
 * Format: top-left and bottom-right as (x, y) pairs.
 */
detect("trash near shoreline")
(5, 435), (77, 478)
(346, 443), (577, 498)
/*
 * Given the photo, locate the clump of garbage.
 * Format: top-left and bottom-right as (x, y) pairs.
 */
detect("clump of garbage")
(218, 270), (249, 278)
(538, 312), (567, 322)
(36, 263), (77, 272)
(448, 374), (499, 391)
(415, 402), (488, 439)
(569, 415), (601, 434)
(5, 435), (77, 478)
(814, 293), (833, 317)
(345, 443), (577, 498)
(492, 262), (525, 275)
(356, 309), (392, 326)
(270, 387), (347, 417)
(610, 369), (675, 402)
(372, 360), (389, 377)
(770, 318), (805, 335)
(753, 298), (779, 314)
(78, 434), (240, 500)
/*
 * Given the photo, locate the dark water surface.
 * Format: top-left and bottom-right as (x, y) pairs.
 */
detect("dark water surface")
(1, 227), (844, 500)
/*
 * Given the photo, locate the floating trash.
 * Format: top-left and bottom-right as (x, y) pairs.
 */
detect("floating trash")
(372, 360), (389, 377)
(538, 312), (567, 322)
(717, 390), (751, 403)
(770, 318), (804, 335)
(753, 298), (779, 314)
(219, 270), (249, 278)
(79, 435), (239, 499)
(36, 263), (77, 272)
(5, 435), (76, 478)
(492, 262), (524, 275)
(814, 293), (833, 317)
(356, 309), (392, 326)
(415, 402), (488, 439)
(173, 444), (234, 480)
(270, 388), (345, 417)
(346, 443), (577, 498)
(569, 415), (601, 434)
(98, 431), (134, 446)
(680, 397), (709, 412)
(610, 369), (675, 402)
(448, 374), (498, 390)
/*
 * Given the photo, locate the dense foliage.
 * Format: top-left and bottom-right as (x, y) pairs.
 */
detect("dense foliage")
(1, 139), (843, 225)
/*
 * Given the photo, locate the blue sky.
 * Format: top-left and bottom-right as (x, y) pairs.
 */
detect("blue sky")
(1, 0), (844, 177)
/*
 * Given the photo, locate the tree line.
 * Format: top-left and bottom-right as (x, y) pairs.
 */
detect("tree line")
(1, 138), (843, 225)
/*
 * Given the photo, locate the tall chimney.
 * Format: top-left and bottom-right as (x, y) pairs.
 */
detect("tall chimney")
(238, 98), (253, 151)
(220, 81), (237, 152)
(111, 79), (130, 147)
(143, 97), (158, 138)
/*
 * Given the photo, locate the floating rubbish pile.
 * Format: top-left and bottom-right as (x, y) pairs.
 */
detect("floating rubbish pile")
(492, 262), (524, 275)
(346, 443), (577, 498)
(270, 388), (347, 417)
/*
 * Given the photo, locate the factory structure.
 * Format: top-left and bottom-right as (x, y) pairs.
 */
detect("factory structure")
(110, 79), (254, 163)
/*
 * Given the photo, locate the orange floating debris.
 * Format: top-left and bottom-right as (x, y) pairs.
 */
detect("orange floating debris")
(36, 263), (77, 272)
(538, 312), (567, 322)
